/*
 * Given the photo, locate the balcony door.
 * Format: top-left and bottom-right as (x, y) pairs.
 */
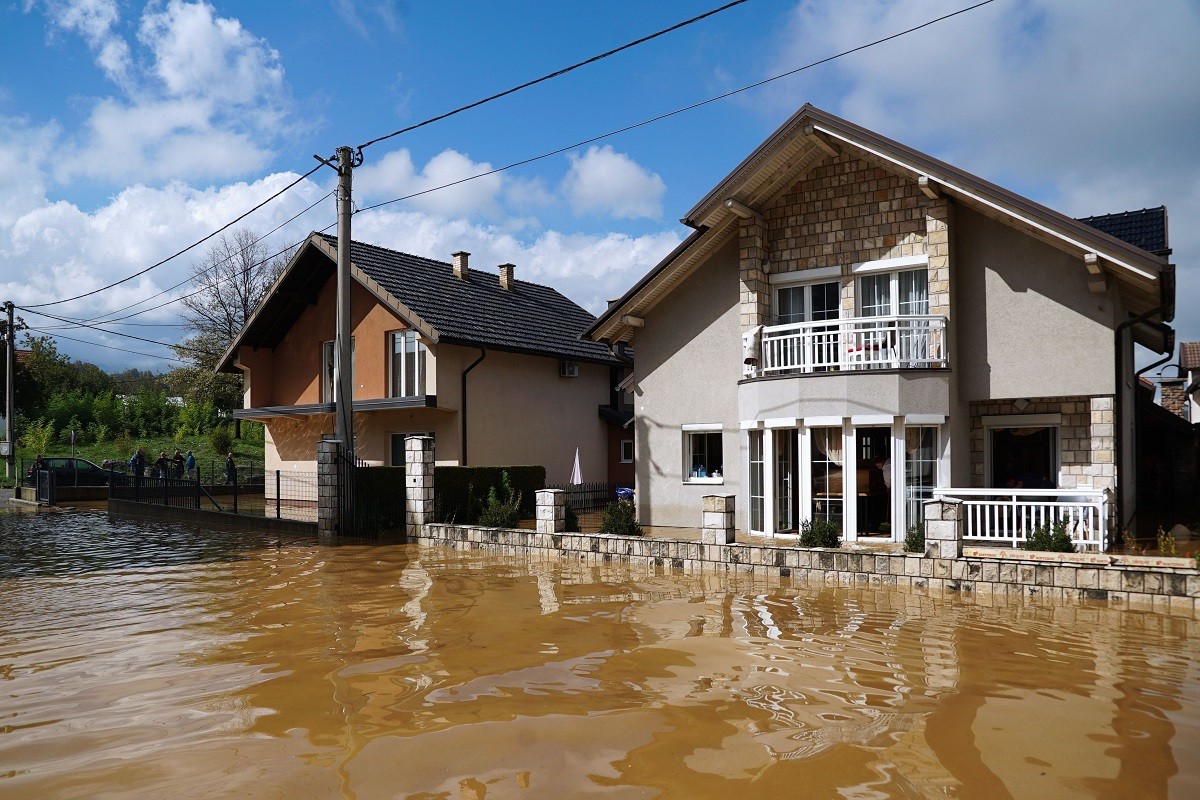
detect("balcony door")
(775, 281), (839, 370)
(858, 268), (929, 365)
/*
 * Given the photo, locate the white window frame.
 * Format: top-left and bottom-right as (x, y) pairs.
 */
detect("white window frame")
(769, 267), (842, 326)
(387, 329), (428, 399)
(321, 338), (355, 404)
(683, 424), (724, 484)
(855, 266), (929, 318)
(619, 439), (634, 463)
(981, 414), (1062, 489)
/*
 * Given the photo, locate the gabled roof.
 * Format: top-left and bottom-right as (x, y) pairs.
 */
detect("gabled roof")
(1078, 207), (1169, 257)
(588, 104), (1173, 345)
(1181, 342), (1200, 371)
(218, 232), (616, 373)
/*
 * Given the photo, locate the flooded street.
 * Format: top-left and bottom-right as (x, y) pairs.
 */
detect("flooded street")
(2, 510), (1199, 799)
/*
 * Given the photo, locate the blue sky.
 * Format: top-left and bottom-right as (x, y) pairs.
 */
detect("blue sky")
(2, 0), (1197, 375)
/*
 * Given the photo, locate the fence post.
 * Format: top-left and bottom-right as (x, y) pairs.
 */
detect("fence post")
(276, 470), (281, 519)
(923, 497), (963, 558)
(404, 436), (434, 540)
(195, 473), (201, 510)
(701, 495), (735, 544)
(233, 469), (238, 514)
(536, 489), (565, 534)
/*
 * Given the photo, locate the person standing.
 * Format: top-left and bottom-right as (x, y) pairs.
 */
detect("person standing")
(172, 449), (184, 479)
(184, 450), (196, 480)
(155, 451), (169, 479)
(224, 452), (236, 485)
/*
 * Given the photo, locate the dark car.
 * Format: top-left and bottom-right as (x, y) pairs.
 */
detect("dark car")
(25, 457), (111, 487)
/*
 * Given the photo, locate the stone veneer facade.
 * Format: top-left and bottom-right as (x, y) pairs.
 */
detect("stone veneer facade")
(968, 396), (1116, 491)
(740, 149), (951, 330)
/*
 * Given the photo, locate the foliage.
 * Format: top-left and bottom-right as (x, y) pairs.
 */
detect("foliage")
(599, 499), (643, 536)
(799, 517), (842, 548)
(177, 399), (220, 436)
(1022, 519), (1077, 553)
(208, 424), (233, 455)
(564, 502), (581, 533)
(1120, 529), (1146, 556)
(1156, 527), (1178, 557)
(21, 419), (55, 453)
(477, 471), (522, 528)
(435, 465), (546, 523)
(903, 523), (925, 554)
(91, 423), (110, 444)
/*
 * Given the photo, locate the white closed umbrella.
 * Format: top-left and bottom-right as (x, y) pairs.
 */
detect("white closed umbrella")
(570, 446), (582, 485)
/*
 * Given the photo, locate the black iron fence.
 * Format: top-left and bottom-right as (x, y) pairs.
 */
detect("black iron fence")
(19, 455), (264, 487)
(109, 468), (317, 524)
(546, 482), (617, 510)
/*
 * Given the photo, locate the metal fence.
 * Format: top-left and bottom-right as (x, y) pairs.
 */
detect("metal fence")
(546, 482), (617, 510)
(19, 455), (265, 487)
(109, 468), (317, 524)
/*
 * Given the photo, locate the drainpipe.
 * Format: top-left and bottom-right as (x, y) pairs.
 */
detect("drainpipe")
(1113, 304), (1169, 536)
(461, 348), (487, 465)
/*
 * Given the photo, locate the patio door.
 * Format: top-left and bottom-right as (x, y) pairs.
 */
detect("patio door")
(774, 429), (798, 533)
(858, 269), (929, 365)
(855, 427), (892, 535)
(990, 427), (1057, 489)
(775, 281), (839, 369)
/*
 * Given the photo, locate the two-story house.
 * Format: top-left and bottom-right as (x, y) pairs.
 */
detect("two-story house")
(218, 233), (625, 484)
(586, 104), (1176, 545)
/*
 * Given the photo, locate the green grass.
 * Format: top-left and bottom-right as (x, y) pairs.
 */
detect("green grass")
(13, 434), (265, 481)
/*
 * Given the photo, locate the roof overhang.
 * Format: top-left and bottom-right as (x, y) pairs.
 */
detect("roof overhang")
(588, 104), (1172, 343)
(216, 233), (439, 374)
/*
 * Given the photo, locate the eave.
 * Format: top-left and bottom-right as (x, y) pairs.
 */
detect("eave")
(230, 395), (440, 419)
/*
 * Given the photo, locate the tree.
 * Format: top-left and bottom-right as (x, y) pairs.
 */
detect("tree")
(169, 229), (291, 410)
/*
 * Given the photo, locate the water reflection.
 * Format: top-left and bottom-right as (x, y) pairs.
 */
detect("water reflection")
(0, 510), (1197, 798)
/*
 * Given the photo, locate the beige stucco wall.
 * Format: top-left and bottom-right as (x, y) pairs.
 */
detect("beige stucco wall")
(632, 237), (742, 530)
(738, 371), (950, 422)
(954, 206), (1117, 400)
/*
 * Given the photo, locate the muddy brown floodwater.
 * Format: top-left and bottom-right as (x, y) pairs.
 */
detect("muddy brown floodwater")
(1, 509), (1198, 799)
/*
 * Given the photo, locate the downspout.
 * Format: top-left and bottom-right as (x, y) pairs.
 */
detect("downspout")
(460, 348), (486, 465)
(1113, 304), (1169, 537)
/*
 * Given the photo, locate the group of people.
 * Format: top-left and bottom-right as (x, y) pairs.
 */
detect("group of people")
(126, 449), (238, 484)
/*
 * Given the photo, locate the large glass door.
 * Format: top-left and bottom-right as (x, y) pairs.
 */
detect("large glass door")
(855, 427), (892, 536)
(774, 429), (797, 533)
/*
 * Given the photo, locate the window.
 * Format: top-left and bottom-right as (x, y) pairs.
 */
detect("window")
(905, 427), (938, 531)
(810, 426), (844, 523)
(390, 432), (435, 466)
(321, 338), (355, 403)
(774, 280), (839, 325)
(389, 330), (427, 398)
(749, 430), (764, 533)
(683, 426), (723, 482)
(620, 439), (634, 463)
(857, 268), (928, 317)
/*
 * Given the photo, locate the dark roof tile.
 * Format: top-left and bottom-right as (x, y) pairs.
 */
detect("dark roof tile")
(1077, 206), (1168, 255)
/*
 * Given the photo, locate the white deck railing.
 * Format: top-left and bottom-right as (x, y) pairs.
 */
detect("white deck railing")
(758, 315), (947, 375)
(933, 487), (1108, 551)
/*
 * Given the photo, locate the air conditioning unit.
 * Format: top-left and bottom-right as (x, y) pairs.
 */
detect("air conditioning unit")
(559, 360), (579, 378)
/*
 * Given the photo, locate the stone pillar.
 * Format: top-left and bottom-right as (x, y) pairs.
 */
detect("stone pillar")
(739, 219), (769, 330)
(923, 497), (963, 559)
(405, 435), (434, 539)
(536, 488), (565, 534)
(317, 439), (340, 543)
(702, 494), (736, 544)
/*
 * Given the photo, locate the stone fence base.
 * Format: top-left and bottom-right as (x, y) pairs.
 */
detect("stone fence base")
(413, 523), (1200, 617)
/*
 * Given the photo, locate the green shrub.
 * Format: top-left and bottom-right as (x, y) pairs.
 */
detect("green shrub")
(21, 419), (55, 453)
(599, 499), (642, 536)
(903, 523), (925, 554)
(477, 471), (521, 528)
(435, 465), (546, 523)
(799, 517), (841, 548)
(209, 424), (233, 455)
(1156, 526), (1178, 557)
(91, 422), (110, 444)
(1022, 519), (1076, 553)
(564, 502), (581, 533)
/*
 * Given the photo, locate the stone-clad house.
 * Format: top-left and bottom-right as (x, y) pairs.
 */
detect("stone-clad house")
(218, 233), (628, 483)
(586, 104), (1176, 545)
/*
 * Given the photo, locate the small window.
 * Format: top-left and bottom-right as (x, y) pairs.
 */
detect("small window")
(620, 439), (634, 463)
(684, 430), (723, 483)
(389, 330), (427, 398)
(321, 338), (355, 403)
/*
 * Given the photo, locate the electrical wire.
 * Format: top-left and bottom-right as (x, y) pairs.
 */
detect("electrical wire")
(24, 164), (325, 310)
(356, 0), (749, 152)
(25, 327), (187, 364)
(357, 0), (997, 214)
(18, 306), (209, 357)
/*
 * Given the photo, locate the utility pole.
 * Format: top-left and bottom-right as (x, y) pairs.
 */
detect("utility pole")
(4, 301), (13, 480)
(334, 145), (359, 462)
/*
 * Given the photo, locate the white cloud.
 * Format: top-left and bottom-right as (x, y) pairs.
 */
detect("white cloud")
(35, 0), (132, 86)
(333, 0), (404, 39)
(561, 145), (666, 220)
(355, 148), (505, 218)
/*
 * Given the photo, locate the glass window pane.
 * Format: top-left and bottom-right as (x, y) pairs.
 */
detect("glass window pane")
(898, 269), (929, 315)
(776, 286), (805, 325)
(859, 274), (890, 317)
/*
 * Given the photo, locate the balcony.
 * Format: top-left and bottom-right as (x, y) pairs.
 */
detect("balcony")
(754, 315), (947, 377)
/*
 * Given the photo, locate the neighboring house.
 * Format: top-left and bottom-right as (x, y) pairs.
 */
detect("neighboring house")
(586, 104), (1177, 544)
(1179, 341), (1200, 422)
(218, 233), (624, 484)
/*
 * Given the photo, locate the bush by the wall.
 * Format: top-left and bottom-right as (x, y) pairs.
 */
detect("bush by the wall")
(599, 499), (642, 536)
(477, 472), (522, 528)
(799, 517), (841, 548)
(903, 523), (925, 554)
(564, 502), (581, 533)
(1022, 520), (1076, 553)
(208, 424), (233, 455)
(434, 465), (546, 524)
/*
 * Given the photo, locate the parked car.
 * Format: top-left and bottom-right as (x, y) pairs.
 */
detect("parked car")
(24, 457), (111, 487)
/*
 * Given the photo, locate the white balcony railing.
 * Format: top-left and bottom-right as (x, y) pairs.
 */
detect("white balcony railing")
(933, 487), (1108, 551)
(756, 315), (947, 375)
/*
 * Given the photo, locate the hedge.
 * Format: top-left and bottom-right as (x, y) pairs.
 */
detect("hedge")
(434, 465), (546, 524)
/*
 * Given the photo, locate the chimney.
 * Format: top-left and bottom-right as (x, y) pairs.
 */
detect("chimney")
(452, 251), (470, 280)
(498, 263), (515, 291)
(1160, 378), (1187, 419)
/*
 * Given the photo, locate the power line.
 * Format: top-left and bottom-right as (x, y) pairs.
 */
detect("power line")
(24, 164), (325, 310)
(24, 327), (186, 364)
(358, 0), (997, 214)
(356, 0), (750, 152)
(17, 306), (207, 357)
